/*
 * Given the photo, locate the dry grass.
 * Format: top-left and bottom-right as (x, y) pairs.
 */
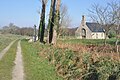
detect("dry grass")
(33, 40), (120, 80)
(56, 42), (120, 61)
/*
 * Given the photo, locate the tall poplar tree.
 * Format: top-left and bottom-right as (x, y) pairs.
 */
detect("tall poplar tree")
(48, 0), (56, 43)
(38, 0), (48, 43)
(52, 0), (61, 45)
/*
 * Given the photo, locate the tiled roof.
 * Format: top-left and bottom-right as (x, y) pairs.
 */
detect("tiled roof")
(86, 22), (105, 32)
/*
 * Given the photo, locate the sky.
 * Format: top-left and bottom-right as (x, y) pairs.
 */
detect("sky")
(0, 0), (113, 28)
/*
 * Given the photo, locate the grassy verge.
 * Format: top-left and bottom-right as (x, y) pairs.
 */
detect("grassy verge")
(0, 40), (18, 80)
(21, 39), (63, 80)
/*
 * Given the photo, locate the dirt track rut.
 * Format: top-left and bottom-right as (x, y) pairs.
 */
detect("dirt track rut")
(12, 40), (24, 80)
(0, 40), (16, 60)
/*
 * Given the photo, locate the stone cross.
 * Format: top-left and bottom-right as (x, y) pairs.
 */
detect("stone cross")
(34, 25), (37, 42)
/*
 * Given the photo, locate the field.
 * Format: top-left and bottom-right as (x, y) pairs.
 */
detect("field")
(0, 34), (21, 52)
(0, 34), (120, 80)
(31, 38), (120, 80)
(58, 38), (119, 45)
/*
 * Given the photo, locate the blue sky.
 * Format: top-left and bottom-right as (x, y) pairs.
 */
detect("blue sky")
(0, 0), (112, 28)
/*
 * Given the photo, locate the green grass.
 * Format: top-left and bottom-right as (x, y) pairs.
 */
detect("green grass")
(58, 38), (119, 45)
(0, 40), (18, 80)
(0, 34), (21, 52)
(21, 39), (63, 80)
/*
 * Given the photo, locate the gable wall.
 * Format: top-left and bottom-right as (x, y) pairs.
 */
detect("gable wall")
(75, 15), (105, 39)
(75, 23), (92, 39)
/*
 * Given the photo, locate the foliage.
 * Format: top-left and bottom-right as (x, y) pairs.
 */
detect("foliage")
(108, 31), (116, 38)
(34, 39), (120, 80)
(48, 48), (120, 80)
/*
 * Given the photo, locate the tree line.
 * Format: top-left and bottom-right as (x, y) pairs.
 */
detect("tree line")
(1, 23), (34, 36)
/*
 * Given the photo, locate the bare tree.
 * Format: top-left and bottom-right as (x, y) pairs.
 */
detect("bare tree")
(109, 1), (120, 52)
(89, 4), (116, 45)
(60, 4), (71, 27)
(59, 4), (72, 37)
(38, 0), (48, 43)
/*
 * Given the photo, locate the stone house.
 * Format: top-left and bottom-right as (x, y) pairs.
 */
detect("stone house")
(75, 16), (105, 39)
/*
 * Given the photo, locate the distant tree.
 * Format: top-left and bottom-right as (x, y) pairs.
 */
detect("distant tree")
(59, 4), (72, 37)
(8, 23), (19, 34)
(89, 4), (116, 45)
(2, 23), (19, 34)
(109, 1), (120, 52)
(1, 23), (34, 36)
(60, 4), (71, 28)
(38, 0), (48, 43)
(2, 26), (9, 33)
(20, 27), (34, 36)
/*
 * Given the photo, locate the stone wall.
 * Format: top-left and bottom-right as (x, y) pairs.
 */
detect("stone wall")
(75, 15), (92, 39)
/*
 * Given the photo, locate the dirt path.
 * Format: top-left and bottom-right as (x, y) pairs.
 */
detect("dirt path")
(12, 40), (24, 80)
(0, 40), (16, 60)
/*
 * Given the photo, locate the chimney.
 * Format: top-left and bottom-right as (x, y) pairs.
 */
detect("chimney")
(82, 15), (86, 26)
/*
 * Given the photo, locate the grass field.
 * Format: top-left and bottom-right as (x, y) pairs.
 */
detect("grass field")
(0, 34), (21, 52)
(58, 38), (119, 45)
(0, 40), (18, 80)
(21, 39), (63, 80)
(0, 33), (119, 80)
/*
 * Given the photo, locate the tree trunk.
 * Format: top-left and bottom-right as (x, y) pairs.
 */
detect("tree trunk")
(48, 0), (56, 43)
(52, 27), (57, 45)
(39, 2), (46, 43)
(52, 0), (61, 45)
(115, 25), (119, 53)
(47, 30), (49, 43)
(56, 0), (61, 36)
(38, 25), (40, 40)
(104, 32), (108, 46)
(47, 0), (53, 43)
(115, 37), (119, 53)
(38, 0), (47, 43)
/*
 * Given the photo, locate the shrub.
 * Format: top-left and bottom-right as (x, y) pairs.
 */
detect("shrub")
(38, 43), (120, 80)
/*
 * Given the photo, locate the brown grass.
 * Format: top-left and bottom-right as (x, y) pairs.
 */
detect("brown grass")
(56, 42), (120, 61)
